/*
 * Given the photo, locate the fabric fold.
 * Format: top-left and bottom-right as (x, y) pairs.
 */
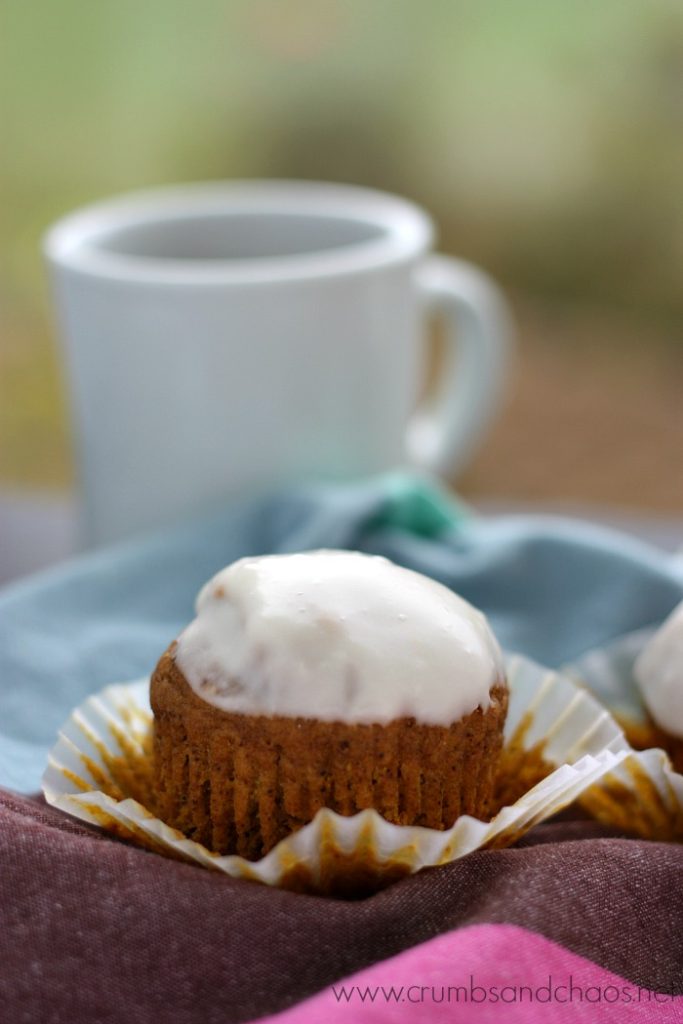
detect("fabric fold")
(1, 789), (682, 1024)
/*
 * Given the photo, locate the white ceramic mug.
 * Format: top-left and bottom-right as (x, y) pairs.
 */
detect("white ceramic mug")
(45, 181), (511, 546)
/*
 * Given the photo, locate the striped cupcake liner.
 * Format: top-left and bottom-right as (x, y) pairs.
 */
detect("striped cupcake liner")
(42, 655), (630, 894)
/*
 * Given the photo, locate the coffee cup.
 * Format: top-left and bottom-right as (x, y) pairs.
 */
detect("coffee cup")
(45, 181), (511, 545)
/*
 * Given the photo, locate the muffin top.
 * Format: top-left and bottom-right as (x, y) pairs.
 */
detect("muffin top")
(175, 549), (505, 726)
(634, 599), (683, 737)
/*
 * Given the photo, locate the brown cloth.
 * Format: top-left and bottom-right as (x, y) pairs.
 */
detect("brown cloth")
(1, 788), (682, 1024)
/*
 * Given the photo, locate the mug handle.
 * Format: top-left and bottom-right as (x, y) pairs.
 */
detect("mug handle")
(406, 255), (512, 477)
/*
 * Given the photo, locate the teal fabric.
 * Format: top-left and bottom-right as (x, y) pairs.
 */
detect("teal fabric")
(1, 474), (682, 793)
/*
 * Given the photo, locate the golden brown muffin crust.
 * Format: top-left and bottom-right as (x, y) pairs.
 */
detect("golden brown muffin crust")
(151, 644), (508, 860)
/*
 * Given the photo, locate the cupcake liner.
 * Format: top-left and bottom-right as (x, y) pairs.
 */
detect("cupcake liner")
(564, 629), (655, 726)
(42, 655), (629, 894)
(564, 632), (683, 840)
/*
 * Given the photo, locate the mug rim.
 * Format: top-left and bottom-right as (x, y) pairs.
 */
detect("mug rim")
(44, 180), (435, 285)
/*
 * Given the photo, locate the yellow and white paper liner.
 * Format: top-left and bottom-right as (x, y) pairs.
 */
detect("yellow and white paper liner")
(42, 655), (630, 892)
(565, 633), (683, 840)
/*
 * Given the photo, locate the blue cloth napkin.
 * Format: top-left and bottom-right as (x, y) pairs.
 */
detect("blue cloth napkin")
(2, 474), (682, 794)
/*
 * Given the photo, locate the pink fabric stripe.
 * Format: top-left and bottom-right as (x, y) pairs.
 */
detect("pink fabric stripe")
(255, 923), (682, 1023)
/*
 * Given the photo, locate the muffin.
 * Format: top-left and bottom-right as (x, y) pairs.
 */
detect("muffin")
(150, 550), (508, 859)
(634, 599), (683, 772)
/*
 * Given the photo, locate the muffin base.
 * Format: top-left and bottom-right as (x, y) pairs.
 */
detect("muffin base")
(150, 645), (508, 860)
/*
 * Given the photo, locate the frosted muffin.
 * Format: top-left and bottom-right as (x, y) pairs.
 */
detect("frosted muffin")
(634, 600), (683, 772)
(150, 550), (508, 859)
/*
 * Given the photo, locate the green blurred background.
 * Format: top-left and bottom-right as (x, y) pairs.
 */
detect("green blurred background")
(2, 0), (682, 510)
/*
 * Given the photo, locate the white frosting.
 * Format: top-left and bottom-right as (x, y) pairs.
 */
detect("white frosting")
(175, 550), (504, 726)
(634, 600), (683, 737)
